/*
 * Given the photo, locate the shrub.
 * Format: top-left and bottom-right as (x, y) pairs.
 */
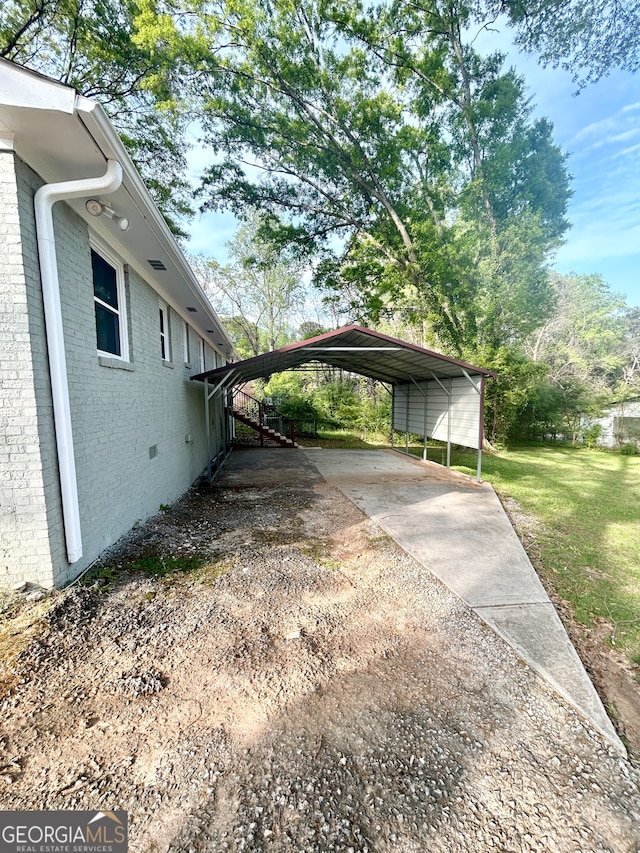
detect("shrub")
(581, 423), (602, 449)
(620, 442), (638, 456)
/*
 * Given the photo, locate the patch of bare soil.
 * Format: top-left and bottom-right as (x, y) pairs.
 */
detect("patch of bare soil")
(1, 448), (639, 853)
(500, 494), (640, 757)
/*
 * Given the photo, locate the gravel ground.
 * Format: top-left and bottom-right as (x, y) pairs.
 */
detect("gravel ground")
(1, 447), (639, 852)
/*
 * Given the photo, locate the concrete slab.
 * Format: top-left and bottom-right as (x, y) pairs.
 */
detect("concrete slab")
(302, 448), (625, 754)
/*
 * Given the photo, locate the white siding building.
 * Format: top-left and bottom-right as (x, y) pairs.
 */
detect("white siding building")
(0, 59), (235, 589)
(586, 399), (640, 448)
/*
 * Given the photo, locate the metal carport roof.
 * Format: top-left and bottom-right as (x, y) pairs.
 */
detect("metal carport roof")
(191, 324), (495, 388)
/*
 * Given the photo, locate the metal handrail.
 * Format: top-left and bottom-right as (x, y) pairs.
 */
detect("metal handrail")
(232, 388), (261, 422)
(231, 388), (296, 443)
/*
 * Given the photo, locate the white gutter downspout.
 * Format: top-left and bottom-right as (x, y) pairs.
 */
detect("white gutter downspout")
(34, 159), (123, 564)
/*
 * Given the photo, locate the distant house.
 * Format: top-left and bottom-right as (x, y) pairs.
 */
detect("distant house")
(0, 59), (235, 589)
(586, 398), (640, 448)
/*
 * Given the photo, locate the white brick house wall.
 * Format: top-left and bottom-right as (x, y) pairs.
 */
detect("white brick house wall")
(1, 150), (227, 588)
(0, 148), (62, 586)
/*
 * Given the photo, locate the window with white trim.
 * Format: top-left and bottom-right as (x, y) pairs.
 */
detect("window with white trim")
(159, 302), (170, 361)
(183, 321), (190, 364)
(198, 337), (205, 373)
(91, 248), (127, 358)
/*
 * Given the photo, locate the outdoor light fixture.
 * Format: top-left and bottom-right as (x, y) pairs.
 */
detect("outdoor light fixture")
(85, 198), (130, 232)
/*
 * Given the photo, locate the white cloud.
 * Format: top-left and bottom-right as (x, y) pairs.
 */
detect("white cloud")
(571, 116), (620, 145)
(569, 114), (640, 153)
(612, 142), (640, 160)
(556, 214), (640, 263)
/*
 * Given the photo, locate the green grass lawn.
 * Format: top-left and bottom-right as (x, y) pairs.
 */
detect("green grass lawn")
(449, 446), (640, 664)
(311, 432), (640, 664)
(302, 428), (390, 449)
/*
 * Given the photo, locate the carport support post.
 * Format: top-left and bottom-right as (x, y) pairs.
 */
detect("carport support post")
(477, 375), (485, 482)
(446, 378), (452, 468)
(405, 385), (409, 455)
(423, 384), (428, 461)
(204, 378), (212, 484)
(227, 387), (234, 453)
(391, 390), (395, 448)
(406, 376), (429, 462)
(429, 371), (451, 468)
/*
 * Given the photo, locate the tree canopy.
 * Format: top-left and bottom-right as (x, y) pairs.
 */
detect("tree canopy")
(514, 272), (637, 442)
(190, 213), (307, 357)
(196, 0), (571, 358)
(498, 0), (640, 84)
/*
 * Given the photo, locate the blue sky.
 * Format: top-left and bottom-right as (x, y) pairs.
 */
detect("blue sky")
(484, 28), (640, 309)
(186, 24), (640, 309)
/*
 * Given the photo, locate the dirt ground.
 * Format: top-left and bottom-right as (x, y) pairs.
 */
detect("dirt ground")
(1, 447), (640, 852)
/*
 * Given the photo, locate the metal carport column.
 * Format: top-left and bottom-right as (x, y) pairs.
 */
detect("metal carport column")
(204, 368), (238, 484)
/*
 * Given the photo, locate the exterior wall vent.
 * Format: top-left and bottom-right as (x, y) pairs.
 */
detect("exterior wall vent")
(186, 306), (197, 312)
(148, 259), (167, 271)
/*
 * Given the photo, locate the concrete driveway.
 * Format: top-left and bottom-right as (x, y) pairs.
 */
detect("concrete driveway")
(302, 447), (624, 754)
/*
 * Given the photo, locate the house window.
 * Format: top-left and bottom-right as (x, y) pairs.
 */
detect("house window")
(92, 248), (126, 358)
(199, 338), (205, 373)
(159, 302), (170, 361)
(183, 321), (190, 364)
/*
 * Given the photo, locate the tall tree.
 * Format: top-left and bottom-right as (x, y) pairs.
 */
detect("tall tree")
(619, 308), (640, 393)
(190, 214), (306, 357)
(196, 0), (570, 356)
(522, 272), (628, 439)
(527, 272), (627, 388)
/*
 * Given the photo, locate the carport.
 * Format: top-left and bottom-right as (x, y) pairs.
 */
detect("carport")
(191, 325), (495, 481)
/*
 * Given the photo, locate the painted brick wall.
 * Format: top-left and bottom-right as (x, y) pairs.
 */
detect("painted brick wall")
(0, 149), (57, 587)
(2, 154), (227, 588)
